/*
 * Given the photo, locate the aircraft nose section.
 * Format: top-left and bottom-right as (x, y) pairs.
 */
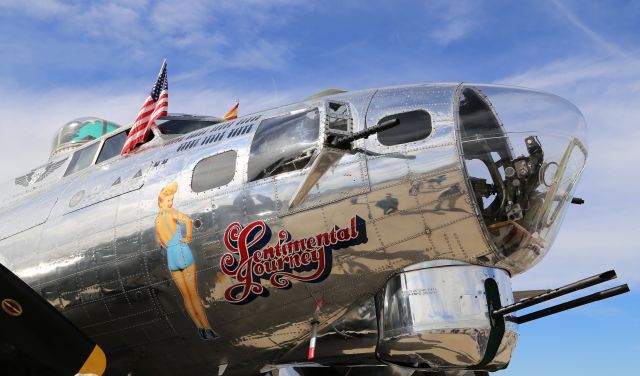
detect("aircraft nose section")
(457, 85), (588, 273)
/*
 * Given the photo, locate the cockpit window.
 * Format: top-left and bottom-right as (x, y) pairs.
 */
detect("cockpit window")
(63, 142), (101, 177)
(247, 109), (320, 182)
(96, 131), (128, 164)
(377, 110), (432, 146)
(67, 120), (116, 143)
(51, 117), (121, 159)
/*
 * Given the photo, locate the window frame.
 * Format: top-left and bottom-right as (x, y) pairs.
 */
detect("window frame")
(246, 107), (323, 183)
(62, 125), (132, 177)
(190, 150), (238, 193)
(375, 109), (433, 147)
(62, 140), (103, 177)
(94, 127), (130, 166)
(325, 101), (353, 136)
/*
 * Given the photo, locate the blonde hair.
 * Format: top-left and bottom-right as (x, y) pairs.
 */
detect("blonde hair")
(158, 182), (178, 207)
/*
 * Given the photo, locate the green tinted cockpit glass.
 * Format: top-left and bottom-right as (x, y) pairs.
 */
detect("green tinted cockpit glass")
(52, 118), (122, 157)
(71, 120), (106, 142)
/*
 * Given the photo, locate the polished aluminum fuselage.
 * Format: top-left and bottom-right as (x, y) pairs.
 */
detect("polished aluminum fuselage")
(0, 83), (570, 374)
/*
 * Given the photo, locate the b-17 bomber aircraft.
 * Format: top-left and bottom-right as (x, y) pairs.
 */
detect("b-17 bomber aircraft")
(0, 83), (630, 375)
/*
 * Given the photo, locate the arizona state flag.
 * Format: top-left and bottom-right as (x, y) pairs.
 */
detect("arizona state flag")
(224, 101), (239, 120)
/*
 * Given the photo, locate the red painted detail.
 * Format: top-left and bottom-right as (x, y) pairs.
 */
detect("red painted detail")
(220, 216), (367, 304)
(1, 298), (23, 317)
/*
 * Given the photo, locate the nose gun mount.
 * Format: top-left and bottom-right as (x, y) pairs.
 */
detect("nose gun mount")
(457, 85), (589, 273)
(375, 262), (629, 372)
(495, 270), (630, 325)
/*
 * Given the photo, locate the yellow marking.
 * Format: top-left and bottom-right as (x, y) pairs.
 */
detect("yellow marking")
(77, 345), (106, 376)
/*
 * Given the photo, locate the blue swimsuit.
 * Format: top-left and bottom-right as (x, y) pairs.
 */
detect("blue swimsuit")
(161, 214), (195, 271)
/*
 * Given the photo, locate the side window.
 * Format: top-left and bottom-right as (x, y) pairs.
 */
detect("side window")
(157, 120), (218, 135)
(96, 131), (128, 164)
(247, 109), (320, 182)
(326, 102), (351, 133)
(377, 110), (432, 146)
(63, 142), (101, 177)
(191, 151), (237, 192)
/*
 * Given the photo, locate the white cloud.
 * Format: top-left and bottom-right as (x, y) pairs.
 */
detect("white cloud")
(223, 40), (292, 70)
(0, 0), (303, 71)
(426, 0), (484, 45)
(0, 0), (72, 18)
(149, 0), (211, 35)
(499, 56), (640, 173)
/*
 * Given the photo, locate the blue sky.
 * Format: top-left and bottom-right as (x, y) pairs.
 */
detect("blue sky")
(0, 0), (638, 374)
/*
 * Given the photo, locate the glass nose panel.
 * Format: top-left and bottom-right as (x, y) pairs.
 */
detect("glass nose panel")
(457, 85), (588, 273)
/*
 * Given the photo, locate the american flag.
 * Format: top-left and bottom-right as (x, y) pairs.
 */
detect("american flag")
(121, 60), (169, 155)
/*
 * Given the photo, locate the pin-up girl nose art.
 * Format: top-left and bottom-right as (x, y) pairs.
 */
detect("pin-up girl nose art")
(155, 182), (217, 340)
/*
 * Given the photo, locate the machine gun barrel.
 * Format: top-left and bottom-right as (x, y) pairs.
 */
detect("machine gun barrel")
(511, 284), (629, 324)
(332, 118), (400, 148)
(493, 270), (617, 317)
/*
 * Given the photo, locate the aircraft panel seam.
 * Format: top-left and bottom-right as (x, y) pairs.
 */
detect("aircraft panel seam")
(367, 195), (469, 225)
(430, 215), (479, 233)
(90, 316), (168, 338)
(279, 183), (368, 217)
(56, 277), (178, 310)
(79, 307), (166, 329)
(364, 142), (456, 164)
(33, 247), (162, 288)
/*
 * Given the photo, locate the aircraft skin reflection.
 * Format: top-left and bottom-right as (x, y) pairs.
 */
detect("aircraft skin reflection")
(375, 193), (399, 215)
(0, 83), (623, 376)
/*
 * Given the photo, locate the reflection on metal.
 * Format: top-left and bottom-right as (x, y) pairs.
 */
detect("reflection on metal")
(513, 289), (548, 302)
(0, 190), (59, 240)
(0, 83), (599, 375)
(14, 158), (68, 187)
(376, 262), (517, 370)
(277, 296), (379, 366)
(289, 148), (346, 209)
(304, 88), (348, 101)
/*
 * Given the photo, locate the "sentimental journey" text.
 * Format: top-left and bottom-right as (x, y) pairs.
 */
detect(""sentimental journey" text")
(220, 216), (367, 304)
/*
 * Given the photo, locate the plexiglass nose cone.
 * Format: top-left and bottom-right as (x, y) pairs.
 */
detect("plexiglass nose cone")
(457, 85), (588, 273)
